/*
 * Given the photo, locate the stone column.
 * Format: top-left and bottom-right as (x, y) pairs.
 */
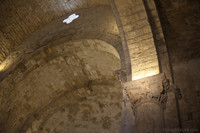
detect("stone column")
(123, 73), (170, 133)
(134, 101), (164, 133)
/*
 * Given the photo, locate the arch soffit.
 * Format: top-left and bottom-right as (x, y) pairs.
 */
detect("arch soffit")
(0, 6), (128, 81)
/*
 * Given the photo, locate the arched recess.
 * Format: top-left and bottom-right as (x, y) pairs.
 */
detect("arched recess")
(0, 6), (131, 82)
(109, 0), (160, 80)
(0, 39), (122, 133)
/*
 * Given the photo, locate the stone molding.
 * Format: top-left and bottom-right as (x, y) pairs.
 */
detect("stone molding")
(170, 84), (182, 100)
(115, 69), (127, 82)
(122, 73), (170, 111)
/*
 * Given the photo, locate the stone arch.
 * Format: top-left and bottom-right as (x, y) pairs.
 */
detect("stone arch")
(109, 0), (160, 80)
(20, 79), (122, 133)
(0, 6), (131, 82)
(0, 39), (123, 133)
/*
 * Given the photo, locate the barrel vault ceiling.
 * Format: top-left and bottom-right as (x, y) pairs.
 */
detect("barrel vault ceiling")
(0, 0), (110, 63)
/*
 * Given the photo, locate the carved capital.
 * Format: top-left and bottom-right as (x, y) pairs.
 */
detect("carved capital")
(123, 73), (169, 110)
(115, 69), (127, 82)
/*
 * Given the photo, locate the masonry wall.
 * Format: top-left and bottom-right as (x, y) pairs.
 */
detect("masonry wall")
(156, 0), (200, 130)
(110, 0), (159, 80)
(0, 39), (122, 133)
(173, 58), (200, 130)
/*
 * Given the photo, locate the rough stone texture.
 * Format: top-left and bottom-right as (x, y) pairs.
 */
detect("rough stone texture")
(0, 6), (127, 81)
(121, 73), (177, 133)
(164, 90), (180, 131)
(24, 83), (122, 133)
(143, 0), (172, 82)
(0, 0), (109, 64)
(156, 0), (200, 63)
(156, 0), (200, 131)
(135, 102), (164, 133)
(123, 73), (179, 131)
(0, 0), (200, 132)
(173, 58), (200, 130)
(0, 39), (122, 133)
(0, 31), (12, 63)
(120, 89), (136, 133)
(123, 73), (169, 108)
(110, 0), (159, 80)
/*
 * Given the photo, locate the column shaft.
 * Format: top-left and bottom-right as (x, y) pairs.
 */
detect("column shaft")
(135, 102), (164, 133)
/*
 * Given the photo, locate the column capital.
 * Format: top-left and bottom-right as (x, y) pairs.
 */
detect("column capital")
(122, 73), (170, 111)
(115, 69), (127, 82)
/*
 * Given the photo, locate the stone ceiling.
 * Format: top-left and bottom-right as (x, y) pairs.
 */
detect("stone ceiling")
(0, 5), (124, 82)
(0, 0), (200, 132)
(0, 0), (200, 75)
(0, 0), (110, 64)
(0, 39), (122, 133)
(0, 1), (125, 131)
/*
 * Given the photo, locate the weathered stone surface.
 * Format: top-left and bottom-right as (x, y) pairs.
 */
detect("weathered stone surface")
(122, 73), (168, 133)
(120, 90), (136, 133)
(173, 58), (200, 130)
(135, 102), (164, 133)
(0, 39), (122, 133)
(156, 0), (200, 63)
(156, 0), (200, 130)
(24, 83), (122, 133)
(0, 0), (110, 64)
(110, 0), (159, 80)
(0, 6), (127, 82)
(0, 0), (200, 132)
(124, 74), (168, 105)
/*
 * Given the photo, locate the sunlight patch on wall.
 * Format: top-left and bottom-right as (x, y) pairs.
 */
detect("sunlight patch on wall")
(63, 13), (79, 24)
(0, 58), (13, 72)
(133, 71), (159, 80)
(130, 42), (160, 81)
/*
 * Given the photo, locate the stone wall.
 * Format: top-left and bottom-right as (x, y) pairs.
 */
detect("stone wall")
(0, 0), (199, 132)
(156, 0), (200, 130)
(110, 0), (159, 80)
(0, 0), (110, 64)
(173, 58), (200, 130)
(0, 6), (127, 82)
(156, 0), (200, 63)
(0, 39), (122, 133)
(25, 83), (122, 133)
